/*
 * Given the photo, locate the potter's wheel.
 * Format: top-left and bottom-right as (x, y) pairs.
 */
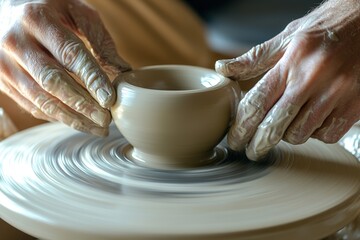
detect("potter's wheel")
(0, 123), (359, 240)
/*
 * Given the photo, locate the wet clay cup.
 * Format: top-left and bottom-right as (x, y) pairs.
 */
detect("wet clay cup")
(111, 65), (241, 169)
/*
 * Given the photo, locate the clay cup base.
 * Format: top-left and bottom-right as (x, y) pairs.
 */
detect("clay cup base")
(122, 145), (228, 169)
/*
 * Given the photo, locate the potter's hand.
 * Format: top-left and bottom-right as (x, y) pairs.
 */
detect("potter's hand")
(216, 0), (360, 160)
(0, 108), (17, 140)
(0, 0), (131, 136)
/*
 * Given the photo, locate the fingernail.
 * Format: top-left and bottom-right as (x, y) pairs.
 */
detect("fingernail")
(69, 120), (91, 135)
(215, 59), (233, 76)
(245, 146), (265, 161)
(96, 88), (113, 107)
(246, 136), (271, 161)
(245, 145), (257, 161)
(91, 110), (111, 127)
(91, 126), (109, 137)
(283, 130), (308, 145)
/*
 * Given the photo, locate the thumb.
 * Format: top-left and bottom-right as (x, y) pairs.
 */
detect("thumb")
(69, 1), (131, 79)
(215, 28), (295, 81)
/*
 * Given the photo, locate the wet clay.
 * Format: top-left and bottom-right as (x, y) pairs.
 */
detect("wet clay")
(0, 122), (359, 240)
(111, 65), (241, 169)
(0, 66), (359, 239)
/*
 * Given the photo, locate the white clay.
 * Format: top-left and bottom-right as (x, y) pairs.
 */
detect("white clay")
(111, 65), (241, 169)
(0, 122), (359, 240)
(0, 65), (359, 240)
(247, 103), (301, 160)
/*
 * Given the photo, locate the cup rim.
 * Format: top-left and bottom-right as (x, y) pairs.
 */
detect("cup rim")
(114, 65), (231, 94)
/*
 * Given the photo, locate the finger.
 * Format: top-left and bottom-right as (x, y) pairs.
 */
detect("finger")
(21, 5), (116, 108)
(312, 99), (360, 143)
(1, 58), (108, 136)
(246, 103), (301, 161)
(283, 78), (348, 144)
(215, 22), (297, 80)
(0, 51), (54, 122)
(243, 57), (314, 160)
(282, 98), (331, 145)
(311, 66), (360, 143)
(0, 80), (55, 122)
(68, 1), (131, 78)
(227, 66), (286, 152)
(3, 33), (111, 127)
(244, 34), (349, 159)
(284, 57), (360, 144)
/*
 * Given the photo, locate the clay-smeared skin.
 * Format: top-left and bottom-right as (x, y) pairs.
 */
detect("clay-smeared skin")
(216, 0), (360, 161)
(0, 0), (131, 136)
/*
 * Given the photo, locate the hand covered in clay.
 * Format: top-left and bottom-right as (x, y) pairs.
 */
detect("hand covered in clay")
(216, 0), (360, 160)
(0, 0), (131, 136)
(0, 108), (17, 140)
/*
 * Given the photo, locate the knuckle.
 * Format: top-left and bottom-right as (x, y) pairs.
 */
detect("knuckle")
(22, 4), (37, 22)
(284, 19), (300, 33)
(36, 66), (64, 92)
(56, 39), (87, 69)
(71, 97), (92, 114)
(1, 32), (16, 51)
(34, 94), (58, 116)
(22, 4), (48, 26)
(0, 80), (13, 95)
(246, 43), (267, 65)
(83, 66), (102, 89)
(56, 39), (102, 90)
(69, 120), (85, 131)
(234, 108), (265, 144)
(240, 89), (267, 119)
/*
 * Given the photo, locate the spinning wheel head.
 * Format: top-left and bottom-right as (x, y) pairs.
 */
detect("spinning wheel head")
(0, 123), (359, 240)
